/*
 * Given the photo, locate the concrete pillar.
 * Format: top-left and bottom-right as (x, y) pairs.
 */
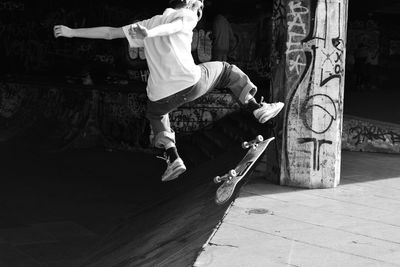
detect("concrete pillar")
(271, 0), (348, 188)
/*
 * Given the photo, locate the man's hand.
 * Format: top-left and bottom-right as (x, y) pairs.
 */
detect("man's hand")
(54, 25), (73, 38)
(129, 24), (148, 40)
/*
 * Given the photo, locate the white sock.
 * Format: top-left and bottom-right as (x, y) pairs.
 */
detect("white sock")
(164, 142), (176, 150)
(244, 93), (255, 104)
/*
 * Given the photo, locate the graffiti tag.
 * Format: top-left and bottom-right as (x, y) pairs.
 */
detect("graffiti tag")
(349, 126), (400, 145)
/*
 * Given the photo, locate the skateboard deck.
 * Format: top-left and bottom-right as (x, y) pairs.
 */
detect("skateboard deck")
(214, 135), (275, 205)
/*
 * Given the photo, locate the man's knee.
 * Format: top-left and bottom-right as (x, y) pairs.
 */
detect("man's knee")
(221, 61), (233, 70)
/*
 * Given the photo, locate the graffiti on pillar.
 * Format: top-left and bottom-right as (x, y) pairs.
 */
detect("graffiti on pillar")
(285, 1), (308, 76)
(302, 94), (337, 134)
(298, 137), (333, 170)
(282, 0), (347, 187)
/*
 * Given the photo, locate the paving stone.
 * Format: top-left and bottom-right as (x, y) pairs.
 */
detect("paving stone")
(196, 151), (400, 267)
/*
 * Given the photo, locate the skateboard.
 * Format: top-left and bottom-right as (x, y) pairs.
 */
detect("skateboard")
(214, 135), (275, 205)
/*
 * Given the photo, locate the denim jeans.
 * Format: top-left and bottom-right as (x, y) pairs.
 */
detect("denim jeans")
(146, 61), (257, 149)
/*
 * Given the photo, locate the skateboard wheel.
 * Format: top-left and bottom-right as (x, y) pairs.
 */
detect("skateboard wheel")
(242, 141), (249, 149)
(229, 169), (237, 177)
(214, 176), (221, 183)
(256, 135), (264, 142)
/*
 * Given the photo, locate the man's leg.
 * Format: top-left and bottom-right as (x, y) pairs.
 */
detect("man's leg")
(146, 94), (189, 182)
(198, 61), (284, 123)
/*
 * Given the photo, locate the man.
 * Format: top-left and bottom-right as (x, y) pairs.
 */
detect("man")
(211, 13), (237, 61)
(54, 0), (284, 182)
(209, 1), (237, 62)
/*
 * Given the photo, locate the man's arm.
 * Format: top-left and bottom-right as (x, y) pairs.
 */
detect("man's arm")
(54, 25), (125, 40)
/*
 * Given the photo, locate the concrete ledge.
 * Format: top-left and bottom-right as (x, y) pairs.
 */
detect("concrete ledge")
(342, 115), (400, 153)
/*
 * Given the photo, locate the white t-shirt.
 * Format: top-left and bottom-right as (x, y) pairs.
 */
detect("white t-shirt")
(123, 8), (201, 101)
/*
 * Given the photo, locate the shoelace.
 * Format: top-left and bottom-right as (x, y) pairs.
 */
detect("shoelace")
(259, 96), (264, 105)
(156, 153), (170, 163)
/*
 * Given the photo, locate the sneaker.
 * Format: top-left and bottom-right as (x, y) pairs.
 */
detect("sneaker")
(158, 155), (187, 182)
(253, 101), (284, 123)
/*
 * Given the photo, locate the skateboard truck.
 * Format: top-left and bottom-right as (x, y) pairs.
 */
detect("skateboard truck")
(215, 136), (274, 205)
(214, 169), (237, 184)
(242, 135), (264, 149)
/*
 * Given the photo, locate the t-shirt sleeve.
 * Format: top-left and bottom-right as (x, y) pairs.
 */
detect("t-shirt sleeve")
(170, 9), (198, 32)
(122, 19), (151, 48)
(122, 24), (144, 48)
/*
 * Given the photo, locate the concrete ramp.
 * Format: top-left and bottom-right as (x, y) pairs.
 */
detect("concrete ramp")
(80, 149), (245, 267)
(0, 103), (271, 266)
(79, 113), (270, 267)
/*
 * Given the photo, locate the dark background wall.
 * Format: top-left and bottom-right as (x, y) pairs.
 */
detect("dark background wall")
(0, 0), (270, 76)
(345, 0), (400, 92)
(1, 0), (399, 91)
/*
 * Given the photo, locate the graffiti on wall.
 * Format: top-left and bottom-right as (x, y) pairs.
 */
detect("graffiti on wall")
(232, 58), (270, 79)
(127, 69), (150, 83)
(191, 23), (271, 79)
(342, 116), (400, 153)
(1, 1), (270, 82)
(271, 0), (289, 104)
(0, 4), (134, 74)
(170, 92), (240, 133)
(272, 0), (287, 54)
(0, 83), (150, 148)
(389, 40), (400, 56)
(0, 83), (90, 142)
(231, 22), (274, 78)
(0, 21), (51, 72)
(0, 83), (35, 141)
(349, 126), (400, 146)
(0, 0), (24, 11)
(281, 0), (347, 187)
(0, 82), (239, 149)
(0, 83), (25, 119)
(100, 91), (149, 147)
(192, 29), (212, 63)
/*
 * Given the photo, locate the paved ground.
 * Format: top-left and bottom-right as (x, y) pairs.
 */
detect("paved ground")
(195, 151), (400, 267)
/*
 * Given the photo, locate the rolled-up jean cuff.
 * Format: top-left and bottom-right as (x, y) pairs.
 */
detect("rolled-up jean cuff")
(239, 84), (257, 104)
(154, 130), (176, 149)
